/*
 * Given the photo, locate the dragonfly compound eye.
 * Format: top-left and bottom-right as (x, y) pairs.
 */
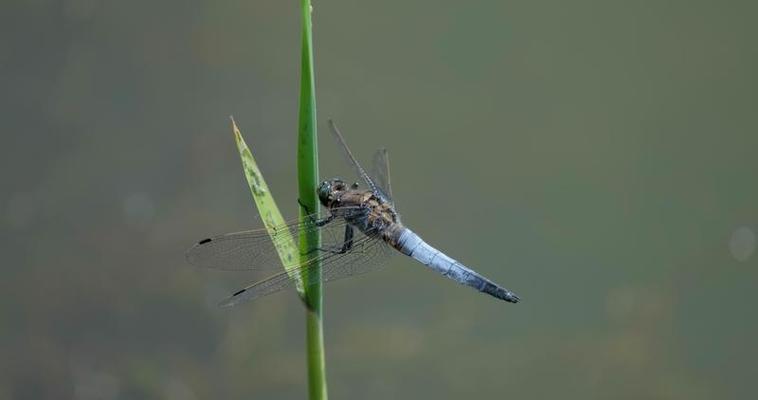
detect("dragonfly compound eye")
(317, 181), (333, 205)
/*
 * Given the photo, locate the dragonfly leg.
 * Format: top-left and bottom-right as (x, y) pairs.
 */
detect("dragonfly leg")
(340, 225), (355, 252)
(297, 198), (334, 227)
(315, 225), (354, 255)
(297, 197), (314, 214)
(297, 197), (330, 221)
(314, 214), (335, 227)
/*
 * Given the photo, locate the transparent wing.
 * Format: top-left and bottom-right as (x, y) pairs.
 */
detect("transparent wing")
(185, 206), (361, 271)
(328, 120), (380, 193)
(372, 147), (393, 201)
(219, 229), (393, 307)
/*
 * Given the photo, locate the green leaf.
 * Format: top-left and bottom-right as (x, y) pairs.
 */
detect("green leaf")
(231, 117), (304, 297)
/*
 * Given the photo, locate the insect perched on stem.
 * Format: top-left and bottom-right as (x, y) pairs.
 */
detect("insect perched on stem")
(187, 120), (520, 307)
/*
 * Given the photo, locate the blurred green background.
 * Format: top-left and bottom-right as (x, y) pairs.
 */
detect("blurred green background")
(2, 0), (757, 399)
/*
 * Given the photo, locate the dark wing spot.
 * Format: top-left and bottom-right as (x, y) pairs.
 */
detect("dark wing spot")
(232, 288), (246, 297)
(198, 238), (212, 244)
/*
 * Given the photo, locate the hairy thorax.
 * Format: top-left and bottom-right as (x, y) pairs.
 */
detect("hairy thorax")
(331, 189), (404, 245)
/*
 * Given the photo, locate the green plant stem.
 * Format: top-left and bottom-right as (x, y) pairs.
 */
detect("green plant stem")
(296, 0), (327, 399)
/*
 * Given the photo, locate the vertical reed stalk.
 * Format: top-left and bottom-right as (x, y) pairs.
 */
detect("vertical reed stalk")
(296, 0), (327, 399)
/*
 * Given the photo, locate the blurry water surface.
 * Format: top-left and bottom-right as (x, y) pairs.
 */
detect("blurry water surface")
(2, 1), (757, 399)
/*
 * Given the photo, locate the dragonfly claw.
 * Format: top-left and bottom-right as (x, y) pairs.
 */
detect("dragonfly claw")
(297, 198), (313, 214)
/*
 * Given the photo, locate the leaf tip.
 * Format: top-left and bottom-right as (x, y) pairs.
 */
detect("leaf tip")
(230, 116), (242, 141)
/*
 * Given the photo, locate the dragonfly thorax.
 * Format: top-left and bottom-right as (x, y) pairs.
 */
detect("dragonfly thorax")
(319, 178), (400, 238)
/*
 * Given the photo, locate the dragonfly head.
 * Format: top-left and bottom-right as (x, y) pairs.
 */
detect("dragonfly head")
(318, 178), (347, 208)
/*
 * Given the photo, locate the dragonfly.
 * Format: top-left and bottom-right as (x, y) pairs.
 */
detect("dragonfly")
(187, 120), (520, 307)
